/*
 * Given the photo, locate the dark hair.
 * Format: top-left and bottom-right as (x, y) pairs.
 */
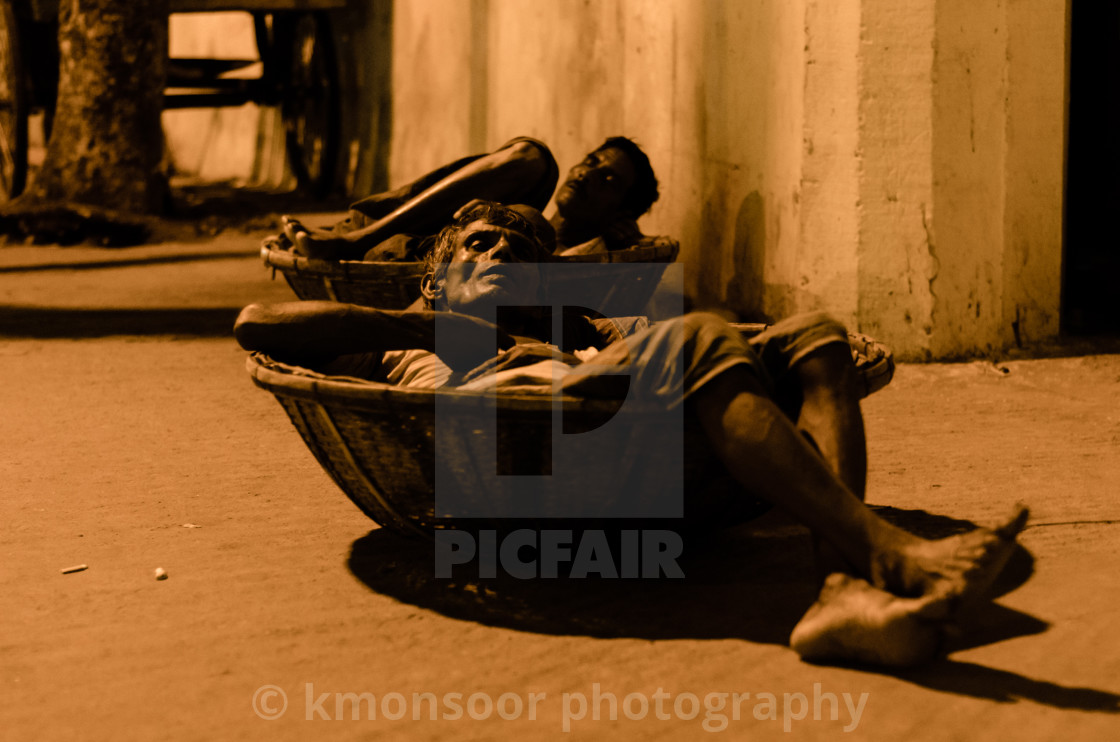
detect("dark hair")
(423, 201), (553, 307)
(596, 136), (659, 218)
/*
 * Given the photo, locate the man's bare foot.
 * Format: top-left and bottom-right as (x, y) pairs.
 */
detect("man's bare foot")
(791, 574), (948, 666)
(790, 573), (950, 667)
(261, 232), (293, 255)
(280, 215), (308, 244)
(871, 505), (1029, 610)
(282, 216), (359, 261)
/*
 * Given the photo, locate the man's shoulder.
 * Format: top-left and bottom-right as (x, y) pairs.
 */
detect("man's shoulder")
(497, 135), (552, 153)
(555, 218), (645, 256)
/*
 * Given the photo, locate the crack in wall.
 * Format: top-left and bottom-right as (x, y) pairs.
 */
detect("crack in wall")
(921, 201), (939, 340)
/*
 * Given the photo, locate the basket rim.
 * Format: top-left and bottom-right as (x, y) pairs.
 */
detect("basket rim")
(246, 322), (893, 410)
(261, 243), (426, 279)
(260, 238), (680, 277)
(247, 353), (671, 415)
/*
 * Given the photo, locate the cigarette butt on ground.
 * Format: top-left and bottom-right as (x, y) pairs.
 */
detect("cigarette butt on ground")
(60, 564), (88, 574)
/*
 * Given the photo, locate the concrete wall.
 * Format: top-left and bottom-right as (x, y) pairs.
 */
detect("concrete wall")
(382, 0), (1068, 359)
(926, 0), (1067, 358)
(853, 0), (1067, 358)
(162, 1), (1069, 359)
(856, 0), (938, 356)
(385, 0), (813, 325)
(998, 0), (1067, 352)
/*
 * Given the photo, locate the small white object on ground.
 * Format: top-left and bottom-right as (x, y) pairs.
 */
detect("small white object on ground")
(154, 567), (168, 581)
(60, 564), (88, 574)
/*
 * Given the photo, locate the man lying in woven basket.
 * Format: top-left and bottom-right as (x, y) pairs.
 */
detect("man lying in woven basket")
(272, 136), (665, 261)
(236, 201), (1029, 668)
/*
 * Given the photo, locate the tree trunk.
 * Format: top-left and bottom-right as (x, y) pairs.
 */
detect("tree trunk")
(18, 0), (168, 223)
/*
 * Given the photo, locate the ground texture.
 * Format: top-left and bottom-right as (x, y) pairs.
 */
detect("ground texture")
(2, 225), (1118, 740)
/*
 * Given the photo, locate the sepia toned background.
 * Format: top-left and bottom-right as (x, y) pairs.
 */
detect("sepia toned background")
(3, 1), (1118, 740)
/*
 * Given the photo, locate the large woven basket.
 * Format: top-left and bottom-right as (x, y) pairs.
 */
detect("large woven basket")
(261, 238), (680, 315)
(261, 243), (426, 307)
(247, 326), (892, 538)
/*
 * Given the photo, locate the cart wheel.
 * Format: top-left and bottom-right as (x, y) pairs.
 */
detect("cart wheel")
(0, 0), (28, 203)
(280, 12), (339, 199)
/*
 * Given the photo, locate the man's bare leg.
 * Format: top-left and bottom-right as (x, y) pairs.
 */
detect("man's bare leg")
(284, 140), (554, 260)
(691, 366), (1027, 629)
(793, 343), (867, 497)
(789, 494), (1027, 668)
(791, 343), (870, 580)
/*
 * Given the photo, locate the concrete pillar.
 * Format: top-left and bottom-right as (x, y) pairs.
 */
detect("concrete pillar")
(925, 0), (1066, 357)
(856, 0), (1066, 358)
(388, 0), (474, 181)
(929, 0), (1010, 358)
(796, 0), (861, 325)
(1001, 0), (1066, 349)
(856, 0), (938, 359)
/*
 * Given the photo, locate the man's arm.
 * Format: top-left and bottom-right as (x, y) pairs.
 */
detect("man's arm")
(234, 301), (516, 372)
(285, 138), (558, 259)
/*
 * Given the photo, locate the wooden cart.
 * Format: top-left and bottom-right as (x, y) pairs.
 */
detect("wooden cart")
(0, 0), (344, 201)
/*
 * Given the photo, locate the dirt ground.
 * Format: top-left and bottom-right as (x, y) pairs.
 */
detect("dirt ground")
(2, 226), (1118, 740)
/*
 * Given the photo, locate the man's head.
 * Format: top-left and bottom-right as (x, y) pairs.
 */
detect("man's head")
(554, 137), (660, 224)
(422, 201), (553, 314)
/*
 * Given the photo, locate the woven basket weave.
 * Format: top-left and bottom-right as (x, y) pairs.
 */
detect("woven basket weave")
(249, 353), (746, 538)
(261, 243), (426, 307)
(247, 325), (892, 538)
(261, 237), (680, 314)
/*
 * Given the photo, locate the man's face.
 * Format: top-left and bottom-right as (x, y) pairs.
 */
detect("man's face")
(554, 146), (637, 224)
(439, 219), (543, 316)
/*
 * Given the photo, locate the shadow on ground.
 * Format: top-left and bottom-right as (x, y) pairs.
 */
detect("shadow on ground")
(0, 182), (348, 246)
(890, 658), (1120, 710)
(350, 518), (818, 644)
(166, 182), (350, 222)
(0, 251), (253, 275)
(348, 506), (1037, 641)
(0, 305), (243, 338)
(348, 507), (1117, 711)
(156, 182), (350, 243)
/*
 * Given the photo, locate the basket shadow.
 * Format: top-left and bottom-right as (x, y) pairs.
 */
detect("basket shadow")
(346, 506), (1036, 646)
(348, 518), (816, 645)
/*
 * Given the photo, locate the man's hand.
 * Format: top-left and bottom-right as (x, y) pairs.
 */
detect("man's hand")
(459, 342), (581, 384)
(453, 198), (489, 220)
